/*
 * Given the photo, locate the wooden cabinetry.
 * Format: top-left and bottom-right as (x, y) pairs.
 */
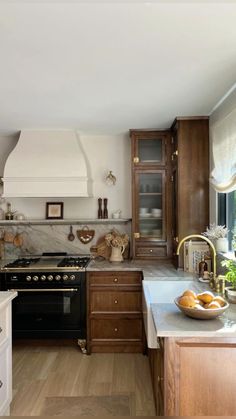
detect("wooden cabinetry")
(87, 271), (144, 353)
(148, 339), (164, 416)
(130, 130), (172, 259)
(171, 117), (209, 266)
(149, 336), (236, 416)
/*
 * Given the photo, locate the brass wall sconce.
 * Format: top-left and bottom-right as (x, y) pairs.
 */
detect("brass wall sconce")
(105, 170), (116, 186)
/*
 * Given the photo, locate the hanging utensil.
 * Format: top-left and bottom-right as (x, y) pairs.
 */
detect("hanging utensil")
(77, 226), (95, 244)
(68, 225), (75, 241)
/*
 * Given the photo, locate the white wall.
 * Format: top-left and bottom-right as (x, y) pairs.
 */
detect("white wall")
(0, 132), (131, 219)
(209, 87), (236, 223)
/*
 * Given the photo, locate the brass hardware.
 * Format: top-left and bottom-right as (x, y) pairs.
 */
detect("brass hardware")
(113, 278), (118, 283)
(157, 376), (164, 382)
(114, 328), (118, 332)
(171, 137), (174, 144)
(150, 249), (153, 253)
(134, 232), (140, 239)
(9, 288), (78, 292)
(77, 339), (87, 354)
(114, 300), (118, 304)
(171, 150), (178, 160)
(171, 175), (174, 181)
(133, 157), (139, 164)
(176, 234), (217, 289)
(174, 236), (179, 243)
(217, 275), (226, 295)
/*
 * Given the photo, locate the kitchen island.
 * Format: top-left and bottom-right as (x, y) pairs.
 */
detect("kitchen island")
(146, 281), (236, 416)
(0, 291), (17, 416)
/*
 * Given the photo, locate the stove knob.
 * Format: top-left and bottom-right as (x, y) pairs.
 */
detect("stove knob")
(63, 275), (68, 281)
(26, 276), (31, 282)
(41, 275), (46, 281)
(33, 275), (39, 282)
(47, 275), (53, 281)
(70, 275), (75, 281)
(55, 275), (61, 281)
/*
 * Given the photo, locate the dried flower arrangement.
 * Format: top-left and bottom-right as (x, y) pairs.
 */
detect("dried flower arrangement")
(105, 229), (129, 249)
(202, 223), (229, 240)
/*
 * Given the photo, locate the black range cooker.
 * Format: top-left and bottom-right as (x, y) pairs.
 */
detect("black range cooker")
(0, 253), (90, 352)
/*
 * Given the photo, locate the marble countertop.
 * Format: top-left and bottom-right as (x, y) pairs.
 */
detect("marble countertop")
(87, 259), (196, 279)
(151, 302), (236, 338)
(0, 291), (18, 308)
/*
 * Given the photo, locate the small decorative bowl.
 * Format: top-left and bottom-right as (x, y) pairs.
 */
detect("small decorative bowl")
(174, 297), (229, 320)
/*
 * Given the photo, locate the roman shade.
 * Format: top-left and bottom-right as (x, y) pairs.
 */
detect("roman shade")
(210, 107), (236, 193)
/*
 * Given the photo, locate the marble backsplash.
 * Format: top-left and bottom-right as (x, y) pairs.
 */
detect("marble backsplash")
(0, 222), (131, 259)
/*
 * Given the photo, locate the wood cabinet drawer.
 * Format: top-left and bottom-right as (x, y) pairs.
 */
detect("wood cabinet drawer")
(136, 245), (167, 258)
(89, 271), (142, 286)
(90, 291), (141, 313)
(91, 318), (142, 340)
(0, 307), (9, 347)
(0, 345), (10, 412)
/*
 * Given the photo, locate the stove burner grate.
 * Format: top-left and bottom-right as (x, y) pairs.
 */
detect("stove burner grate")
(57, 257), (90, 268)
(4, 257), (41, 268)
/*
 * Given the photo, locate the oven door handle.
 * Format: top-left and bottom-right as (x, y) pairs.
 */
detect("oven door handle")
(8, 288), (78, 292)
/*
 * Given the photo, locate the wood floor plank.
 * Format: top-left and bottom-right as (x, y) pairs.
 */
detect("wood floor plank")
(10, 342), (155, 416)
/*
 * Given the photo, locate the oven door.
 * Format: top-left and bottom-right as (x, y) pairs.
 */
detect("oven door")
(10, 287), (86, 339)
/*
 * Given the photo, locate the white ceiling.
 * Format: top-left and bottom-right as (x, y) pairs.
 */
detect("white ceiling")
(0, 1), (236, 134)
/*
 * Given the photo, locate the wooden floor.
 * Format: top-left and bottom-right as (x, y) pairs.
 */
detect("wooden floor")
(10, 341), (156, 416)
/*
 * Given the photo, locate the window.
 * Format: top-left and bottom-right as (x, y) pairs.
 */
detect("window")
(218, 191), (236, 249)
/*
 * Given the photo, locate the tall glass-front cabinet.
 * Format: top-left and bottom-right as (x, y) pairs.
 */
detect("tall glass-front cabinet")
(130, 130), (172, 259)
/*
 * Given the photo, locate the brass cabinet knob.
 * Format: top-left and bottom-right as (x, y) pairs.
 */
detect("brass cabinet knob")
(113, 278), (118, 283)
(114, 300), (118, 304)
(150, 249), (153, 253)
(114, 328), (118, 332)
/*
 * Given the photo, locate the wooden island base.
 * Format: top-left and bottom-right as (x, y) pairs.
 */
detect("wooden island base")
(149, 337), (236, 416)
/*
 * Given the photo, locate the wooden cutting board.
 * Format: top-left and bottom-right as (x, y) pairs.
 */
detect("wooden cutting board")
(90, 235), (129, 260)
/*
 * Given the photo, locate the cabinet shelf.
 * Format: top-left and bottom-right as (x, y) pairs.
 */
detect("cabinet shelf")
(139, 217), (162, 221)
(0, 218), (131, 226)
(139, 193), (162, 196)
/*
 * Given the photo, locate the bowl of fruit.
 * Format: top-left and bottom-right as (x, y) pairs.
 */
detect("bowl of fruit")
(174, 290), (229, 320)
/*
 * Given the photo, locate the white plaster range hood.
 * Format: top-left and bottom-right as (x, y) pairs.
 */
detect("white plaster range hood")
(2, 130), (93, 198)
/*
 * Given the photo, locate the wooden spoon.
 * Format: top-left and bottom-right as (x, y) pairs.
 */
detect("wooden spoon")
(68, 225), (75, 241)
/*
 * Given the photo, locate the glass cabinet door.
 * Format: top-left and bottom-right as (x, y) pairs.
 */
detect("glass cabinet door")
(134, 135), (165, 165)
(136, 171), (165, 240)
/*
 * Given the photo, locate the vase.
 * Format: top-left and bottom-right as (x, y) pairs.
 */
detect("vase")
(110, 245), (125, 262)
(216, 238), (228, 253)
(225, 287), (236, 304)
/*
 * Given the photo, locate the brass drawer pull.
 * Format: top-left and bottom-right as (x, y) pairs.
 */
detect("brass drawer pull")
(114, 300), (118, 304)
(114, 328), (118, 332)
(150, 249), (153, 253)
(0, 381), (3, 388)
(113, 278), (118, 283)
(0, 327), (2, 334)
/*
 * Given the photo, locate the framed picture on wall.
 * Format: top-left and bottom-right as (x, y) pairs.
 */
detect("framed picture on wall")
(46, 202), (64, 219)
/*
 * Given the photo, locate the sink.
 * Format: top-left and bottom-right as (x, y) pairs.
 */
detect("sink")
(142, 280), (201, 348)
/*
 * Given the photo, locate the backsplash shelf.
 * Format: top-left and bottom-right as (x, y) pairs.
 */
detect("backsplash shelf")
(0, 218), (131, 226)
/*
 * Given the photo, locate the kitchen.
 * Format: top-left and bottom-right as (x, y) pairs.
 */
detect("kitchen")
(0, 0), (236, 417)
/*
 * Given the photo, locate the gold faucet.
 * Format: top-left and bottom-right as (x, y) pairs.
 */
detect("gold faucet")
(176, 234), (217, 287)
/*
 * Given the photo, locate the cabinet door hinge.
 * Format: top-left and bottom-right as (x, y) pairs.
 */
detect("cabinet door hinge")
(171, 175), (174, 182)
(171, 136), (174, 144)
(171, 150), (178, 161)
(133, 157), (139, 164)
